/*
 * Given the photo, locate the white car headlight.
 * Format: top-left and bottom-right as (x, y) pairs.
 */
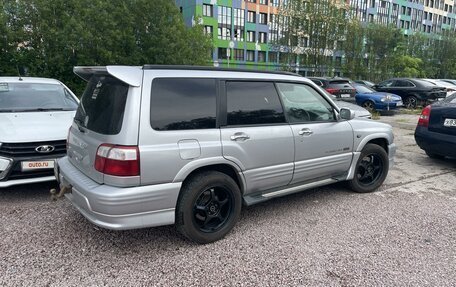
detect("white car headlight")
(381, 95), (393, 102)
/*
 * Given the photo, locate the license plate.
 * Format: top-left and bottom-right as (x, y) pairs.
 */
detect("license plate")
(396, 101), (403, 107)
(443, 118), (456, 127)
(21, 160), (55, 171)
(341, 94), (351, 98)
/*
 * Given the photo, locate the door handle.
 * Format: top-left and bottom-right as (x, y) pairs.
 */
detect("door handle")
(230, 132), (250, 141)
(298, 128), (313, 136)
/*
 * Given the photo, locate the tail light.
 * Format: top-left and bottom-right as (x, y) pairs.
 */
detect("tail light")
(418, 105), (431, 127)
(95, 144), (140, 176)
(326, 88), (338, 94)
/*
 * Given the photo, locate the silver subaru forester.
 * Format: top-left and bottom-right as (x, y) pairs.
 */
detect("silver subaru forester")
(56, 65), (396, 244)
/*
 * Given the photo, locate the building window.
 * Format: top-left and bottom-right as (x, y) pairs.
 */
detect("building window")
(218, 48), (228, 60)
(218, 27), (231, 40)
(270, 0), (279, 7)
(268, 52), (277, 63)
(234, 29), (244, 41)
(247, 11), (256, 23)
(204, 25), (213, 37)
(259, 13), (267, 24)
(233, 49), (244, 61)
(234, 8), (244, 27)
(203, 4), (213, 17)
(258, 51), (266, 62)
(259, 0), (268, 4)
(247, 30), (255, 42)
(258, 32), (267, 43)
(218, 6), (232, 40)
(246, 50), (255, 61)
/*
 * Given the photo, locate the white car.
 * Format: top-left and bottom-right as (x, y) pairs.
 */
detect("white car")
(0, 77), (79, 188)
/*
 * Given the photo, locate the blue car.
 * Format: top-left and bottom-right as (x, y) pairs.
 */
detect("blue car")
(353, 84), (403, 112)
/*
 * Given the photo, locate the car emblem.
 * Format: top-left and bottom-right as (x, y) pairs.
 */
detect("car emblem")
(35, 145), (55, 153)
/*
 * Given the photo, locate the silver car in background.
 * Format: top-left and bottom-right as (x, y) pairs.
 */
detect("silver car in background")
(56, 66), (396, 243)
(0, 77), (79, 188)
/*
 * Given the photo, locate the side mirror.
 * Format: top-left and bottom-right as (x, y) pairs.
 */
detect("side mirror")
(372, 85), (378, 89)
(339, 108), (355, 120)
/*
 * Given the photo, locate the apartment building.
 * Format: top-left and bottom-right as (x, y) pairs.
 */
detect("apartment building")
(350, 0), (456, 35)
(176, 0), (456, 71)
(176, 0), (281, 70)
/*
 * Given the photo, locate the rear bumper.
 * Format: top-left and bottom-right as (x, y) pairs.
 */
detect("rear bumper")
(57, 157), (181, 230)
(415, 126), (456, 157)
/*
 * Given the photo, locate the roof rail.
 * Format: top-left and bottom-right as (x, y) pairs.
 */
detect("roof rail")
(142, 65), (300, 76)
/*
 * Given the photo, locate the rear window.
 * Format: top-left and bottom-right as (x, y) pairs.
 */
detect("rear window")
(328, 81), (353, 89)
(150, 78), (216, 131)
(74, 75), (129, 135)
(0, 82), (78, 112)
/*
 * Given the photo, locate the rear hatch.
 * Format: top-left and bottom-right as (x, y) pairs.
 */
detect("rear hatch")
(326, 80), (356, 100)
(428, 101), (456, 136)
(68, 66), (142, 185)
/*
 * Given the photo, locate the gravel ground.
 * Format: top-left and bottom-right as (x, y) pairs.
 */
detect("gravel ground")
(1, 114), (455, 286)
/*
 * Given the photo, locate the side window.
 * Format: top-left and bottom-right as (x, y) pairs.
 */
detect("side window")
(378, 80), (394, 88)
(150, 78), (216, 130)
(310, 79), (323, 87)
(226, 81), (285, 126)
(276, 82), (336, 123)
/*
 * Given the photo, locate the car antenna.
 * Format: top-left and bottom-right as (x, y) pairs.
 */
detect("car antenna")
(17, 66), (23, 81)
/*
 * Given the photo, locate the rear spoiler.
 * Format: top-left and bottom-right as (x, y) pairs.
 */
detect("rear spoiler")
(73, 66), (142, 87)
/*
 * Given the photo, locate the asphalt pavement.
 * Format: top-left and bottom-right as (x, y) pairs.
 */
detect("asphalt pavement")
(1, 114), (455, 286)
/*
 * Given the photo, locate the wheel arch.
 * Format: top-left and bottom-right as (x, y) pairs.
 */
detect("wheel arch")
(356, 134), (390, 153)
(174, 159), (246, 195)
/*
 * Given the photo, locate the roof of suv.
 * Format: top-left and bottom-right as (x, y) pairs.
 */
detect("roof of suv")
(74, 65), (309, 87)
(142, 65), (299, 76)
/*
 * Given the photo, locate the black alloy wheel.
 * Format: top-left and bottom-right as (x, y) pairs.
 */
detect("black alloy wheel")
(349, 143), (389, 193)
(404, 96), (418, 109)
(193, 186), (233, 233)
(176, 171), (241, 244)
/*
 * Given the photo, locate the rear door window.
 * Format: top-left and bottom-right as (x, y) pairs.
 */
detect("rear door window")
(74, 75), (129, 135)
(150, 78), (216, 131)
(226, 81), (286, 126)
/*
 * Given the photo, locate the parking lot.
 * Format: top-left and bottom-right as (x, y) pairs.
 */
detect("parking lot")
(1, 114), (455, 287)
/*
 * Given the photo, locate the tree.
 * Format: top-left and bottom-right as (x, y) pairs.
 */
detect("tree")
(341, 20), (367, 79)
(392, 55), (423, 77)
(0, 0), (212, 94)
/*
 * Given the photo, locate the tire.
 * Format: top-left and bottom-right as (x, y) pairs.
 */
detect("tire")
(348, 143), (389, 193)
(176, 171), (242, 244)
(362, 100), (375, 112)
(425, 150), (445, 159)
(404, 96), (418, 109)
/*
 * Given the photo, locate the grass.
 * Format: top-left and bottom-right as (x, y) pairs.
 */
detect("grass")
(371, 111), (381, 120)
(399, 108), (422, 115)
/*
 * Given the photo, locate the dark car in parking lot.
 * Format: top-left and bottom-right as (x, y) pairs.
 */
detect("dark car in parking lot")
(373, 78), (446, 109)
(353, 80), (375, 88)
(308, 77), (356, 102)
(415, 94), (456, 159)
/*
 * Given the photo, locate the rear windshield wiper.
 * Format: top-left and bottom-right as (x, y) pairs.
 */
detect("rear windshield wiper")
(74, 118), (87, 133)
